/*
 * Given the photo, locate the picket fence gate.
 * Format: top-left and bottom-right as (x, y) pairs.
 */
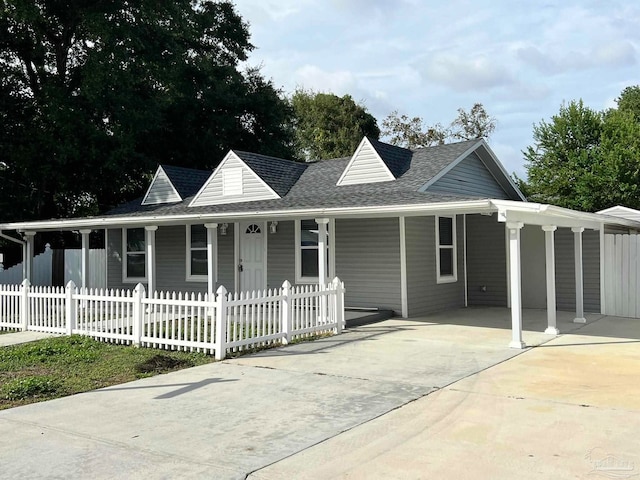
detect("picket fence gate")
(0, 278), (345, 360)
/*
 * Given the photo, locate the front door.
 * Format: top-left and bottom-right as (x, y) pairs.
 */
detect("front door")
(239, 222), (266, 293)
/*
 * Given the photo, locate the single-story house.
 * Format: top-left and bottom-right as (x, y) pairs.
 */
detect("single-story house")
(2, 136), (639, 348)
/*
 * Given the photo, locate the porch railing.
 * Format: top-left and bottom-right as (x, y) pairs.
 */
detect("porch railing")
(0, 278), (345, 360)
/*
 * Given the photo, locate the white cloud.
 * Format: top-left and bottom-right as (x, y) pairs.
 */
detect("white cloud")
(294, 65), (358, 94)
(423, 55), (514, 92)
(516, 42), (636, 74)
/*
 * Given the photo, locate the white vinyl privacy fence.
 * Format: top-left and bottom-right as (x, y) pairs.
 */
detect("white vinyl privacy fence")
(0, 247), (106, 288)
(603, 234), (640, 318)
(0, 278), (345, 360)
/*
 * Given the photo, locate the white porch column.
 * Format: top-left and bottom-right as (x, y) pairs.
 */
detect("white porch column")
(23, 231), (35, 282)
(572, 226), (586, 323)
(145, 226), (158, 295)
(507, 222), (525, 349)
(542, 225), (558, 335)
(315, 218), (330, 286)
(80, 229), (91, 291)
(205, 223), (218, 298)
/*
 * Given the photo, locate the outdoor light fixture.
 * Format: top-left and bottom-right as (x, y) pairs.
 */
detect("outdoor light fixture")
(220, 223), (228, 235)
(270, 221), (278, 234)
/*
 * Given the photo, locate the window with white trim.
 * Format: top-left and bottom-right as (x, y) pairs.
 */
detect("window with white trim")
(295, 220), (331, 283)
(186, 224), (208, 281)
(436, 216), (457, 283)
(124, 228), (146, 281)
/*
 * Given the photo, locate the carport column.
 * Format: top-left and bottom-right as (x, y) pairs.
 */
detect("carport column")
(145, 226), (158, 295)
(542, 226), (558, 335)
(572, 227), (587, 323)
(315, 218), (330, 286)
(507, 222), (525, 349)
(80, 229), (91, 292)
(205, 223), (218, 298)
(23, 231), (35, 282)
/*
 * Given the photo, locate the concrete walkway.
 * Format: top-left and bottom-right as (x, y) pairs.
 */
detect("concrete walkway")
(0, 330), (54, 347)
(1, 308), (639, 479)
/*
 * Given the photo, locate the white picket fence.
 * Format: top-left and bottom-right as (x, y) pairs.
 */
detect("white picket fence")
(0, 278), (345, 360)
(603, 234), (640, 318)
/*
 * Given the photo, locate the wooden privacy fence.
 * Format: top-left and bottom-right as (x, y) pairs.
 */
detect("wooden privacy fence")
(603, 234), (640, 318)
(0, 278), (345, 360)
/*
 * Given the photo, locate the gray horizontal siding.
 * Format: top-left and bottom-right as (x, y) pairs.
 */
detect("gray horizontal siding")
(217, 226), (235, 291)
(466, 214), (507, 307)
(406, 215), (465, 316)
(107, 226), (233, 294)
(428, 152), (510, 199)
(335, 218), (402, 314)
(555, 228), (600, 313)
(521, 225), (546, 309)
(191, 154), (277, 206)
(267, 220), (295, 289)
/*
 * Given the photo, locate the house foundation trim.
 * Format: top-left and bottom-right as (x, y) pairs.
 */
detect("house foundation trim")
(507, 221), (525, 349)
(542, 225), (559, 335)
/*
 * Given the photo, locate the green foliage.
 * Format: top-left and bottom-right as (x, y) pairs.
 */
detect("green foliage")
(382, 103), (496, 149)
(0, 335), (212, 409)
(617, 86), (640, 121)
(2, 375), (61, 401)
(291, 89), (380, 160)
(521, 91), (640, 212)
(0, 1), (294, 223)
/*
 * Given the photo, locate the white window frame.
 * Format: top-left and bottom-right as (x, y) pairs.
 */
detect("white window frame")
(436, 215), (457, 284)
(295, 219), (335, 284)
(185, 224), (208, 282)
(122, 227), (146, 283)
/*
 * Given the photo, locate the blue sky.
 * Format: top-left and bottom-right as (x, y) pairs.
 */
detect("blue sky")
(233, 0), (639, 177)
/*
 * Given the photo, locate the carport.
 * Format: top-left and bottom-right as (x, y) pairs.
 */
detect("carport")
(484, 200), (640, 349)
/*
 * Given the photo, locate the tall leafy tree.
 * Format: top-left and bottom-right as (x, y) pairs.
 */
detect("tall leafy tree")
(382, 103), (496, 149)
(521, 92), (640, 211)
(0, 1), (294, 222)
(290, 89), (380, 160)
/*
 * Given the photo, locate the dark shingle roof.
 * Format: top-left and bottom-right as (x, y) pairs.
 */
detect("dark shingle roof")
(105, 139), (489, 219)
(233, 151), (307, 197)
(367, 137), (412, 178)
(161, 165), (211, 199)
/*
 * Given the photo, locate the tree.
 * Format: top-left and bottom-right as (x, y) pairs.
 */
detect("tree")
(0, 1), (294, 223)
(521, 94), (640, 211)
(381, 103), (496, 149)
(617, 86), (640, 121)
(290, 89), (380, 160)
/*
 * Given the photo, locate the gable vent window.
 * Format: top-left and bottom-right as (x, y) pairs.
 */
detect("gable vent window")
(223, 168), (243, 196)
(436, 216), (457, 284)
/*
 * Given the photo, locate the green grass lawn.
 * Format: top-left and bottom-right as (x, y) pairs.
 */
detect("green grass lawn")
(0, 335), (214, 410)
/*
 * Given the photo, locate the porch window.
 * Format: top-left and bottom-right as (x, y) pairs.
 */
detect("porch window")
(124, 228), (146, 281)
(295, 219), (332, 283)
(186, 224), (208, 281)
(436, 215), (457, 283)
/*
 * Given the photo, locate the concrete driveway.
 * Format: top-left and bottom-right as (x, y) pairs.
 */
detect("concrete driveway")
(1, 308), (638, 479)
